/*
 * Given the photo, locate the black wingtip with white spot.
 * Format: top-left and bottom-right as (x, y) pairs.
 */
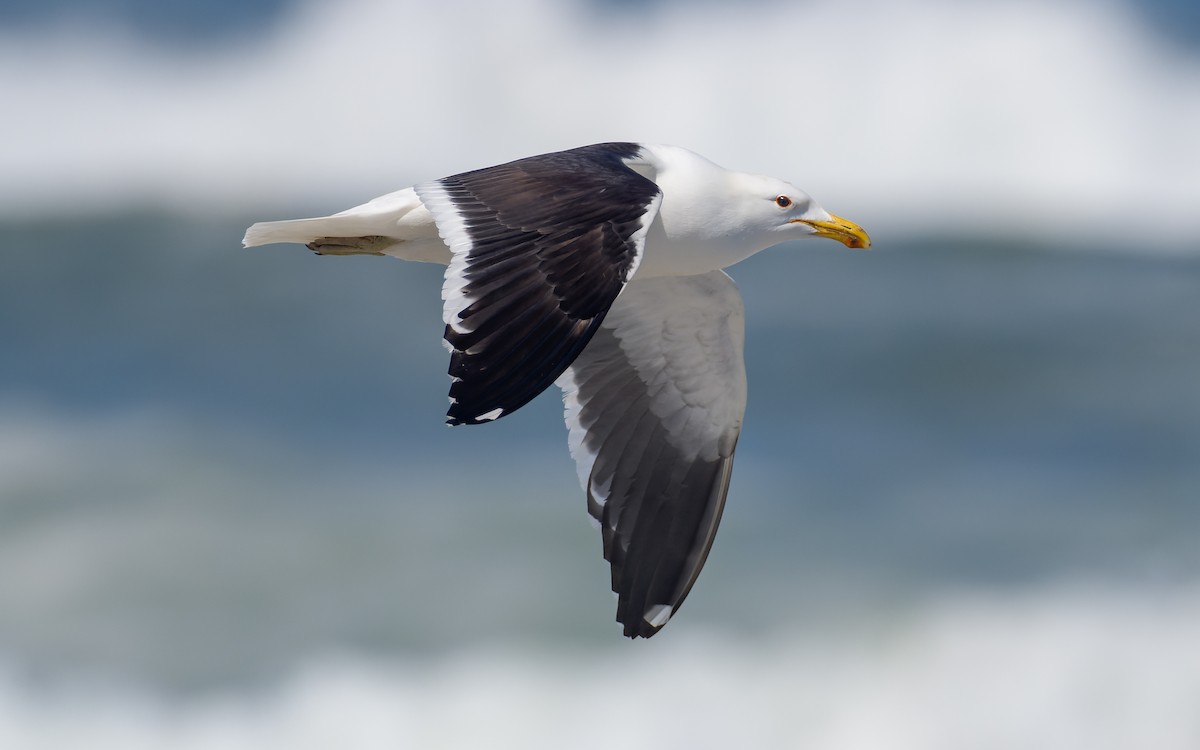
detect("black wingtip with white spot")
(620, 603), (675, 639)
(443, 312), (611, 426)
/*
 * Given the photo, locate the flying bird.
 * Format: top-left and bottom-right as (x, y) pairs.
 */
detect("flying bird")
(243, 143), (870, 638)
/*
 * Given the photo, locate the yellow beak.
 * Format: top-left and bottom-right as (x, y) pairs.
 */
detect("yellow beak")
(793, 213), (872, 249)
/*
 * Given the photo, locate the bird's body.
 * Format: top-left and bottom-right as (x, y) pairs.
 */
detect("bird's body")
(244, 143), (869, 638)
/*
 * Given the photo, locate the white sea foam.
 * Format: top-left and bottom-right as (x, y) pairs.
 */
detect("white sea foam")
(1, 587), (1199, 750)
(0, 0), (1197, 246)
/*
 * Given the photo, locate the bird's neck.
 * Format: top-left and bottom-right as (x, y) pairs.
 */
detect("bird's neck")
(633, 212), (771, 278)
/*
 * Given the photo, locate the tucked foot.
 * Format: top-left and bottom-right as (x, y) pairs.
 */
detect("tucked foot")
(306, 235), (394, 256)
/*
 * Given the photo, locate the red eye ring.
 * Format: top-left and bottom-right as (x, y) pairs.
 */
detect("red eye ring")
(775, 195), (792, 208)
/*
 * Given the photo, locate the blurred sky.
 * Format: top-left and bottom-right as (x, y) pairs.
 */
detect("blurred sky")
(0, 0), (1197, 246)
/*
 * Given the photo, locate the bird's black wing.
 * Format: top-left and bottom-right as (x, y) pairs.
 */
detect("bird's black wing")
(414, 143), (662, 425)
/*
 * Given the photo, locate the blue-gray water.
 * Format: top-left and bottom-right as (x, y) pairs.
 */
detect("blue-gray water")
(1, 214), (1198, 747)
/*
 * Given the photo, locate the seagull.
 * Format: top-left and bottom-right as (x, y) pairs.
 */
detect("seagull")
(243, 143), (870, 638)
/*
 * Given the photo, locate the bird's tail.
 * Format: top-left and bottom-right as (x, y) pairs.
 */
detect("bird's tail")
(242, 215), (370, 248)
(242, 187), (439, 258)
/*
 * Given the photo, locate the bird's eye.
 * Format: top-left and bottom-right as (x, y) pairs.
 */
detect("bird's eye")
(775, 195), (793, 208)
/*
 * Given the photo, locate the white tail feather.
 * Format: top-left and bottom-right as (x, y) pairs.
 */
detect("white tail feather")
(242, 187), (437, 247)
(242, 216), (355, 248)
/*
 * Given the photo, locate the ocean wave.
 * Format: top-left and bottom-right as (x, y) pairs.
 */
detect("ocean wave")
(3, 395), (1199, 691)
(1, 586), (1198, 749)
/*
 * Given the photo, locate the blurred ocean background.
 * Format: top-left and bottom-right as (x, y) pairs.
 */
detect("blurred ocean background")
(1, 0), (1199, 747)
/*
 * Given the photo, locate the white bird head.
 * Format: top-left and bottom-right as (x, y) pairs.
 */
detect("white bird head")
(625, 144), (872, 276)
(732, 172), (872, 250)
